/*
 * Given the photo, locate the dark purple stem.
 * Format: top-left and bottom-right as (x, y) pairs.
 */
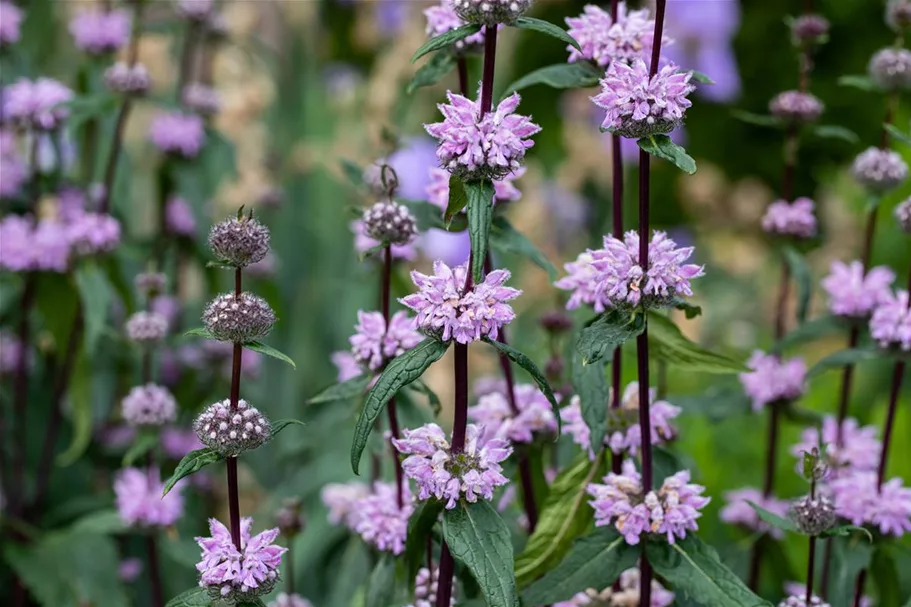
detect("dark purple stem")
(457, 57), (469, 97)
(98, 103), (132, 214)
(227, 268), (244, 550)
(480, 26), (498, 115)
(852, 570), (867, 607)
(11, 277), (35, 518)
(381, 245), (405, 509)
(146, 534), (164, 607)
(877, 270), (910, 489)
(436, 544), (455, 607)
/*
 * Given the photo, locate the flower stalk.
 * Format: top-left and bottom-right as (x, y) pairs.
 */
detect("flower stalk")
(227, 266), (245, 550)
(609, 0), (625, 478)
(382, 243), (405, 509)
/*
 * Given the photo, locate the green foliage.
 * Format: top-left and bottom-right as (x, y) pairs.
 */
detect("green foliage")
(774, 315), (846, 352)
(731, 110), (782, 128)
(412, 24), (482, 61)
(365, 554), (397, 607)
(483, 337), (561, 432)
(576, 309), (646, 365)
(807, 348), (884, 379)
(445, 173), (469, 226)
(406, 500), (444, 578)
(442, 500), (519, 607)
(244, 340), (297, 369)
(747, 500), (799, 533)
(57, 353), (93, 466)
(838, 74), (877, 91)
(647, 313), (747, 374)
(637, 134), (698, 174)
(571, 347), (609, 454)
(490, 216), (557, 279)
(307, 373), (372, 405)
(408, 50), (456, 94)
(351, 337), (450, 474)
(782, 246), (812, 324)
(165, 588), (211, 607)
(163, 447), (225, 496)
(73, 261), (112, 356)
(466, 179), (495, 283)
(502, 62), (601, 96)
(512, 17), (580, 50)
(521, 528), (641, 605)
(812, 125), (859, 143)
(828, 537), (874, 607)
(122, 429), (159, 467)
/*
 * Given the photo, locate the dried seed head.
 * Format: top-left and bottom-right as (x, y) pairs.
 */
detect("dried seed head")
(274, 497), (305, 536)
(104, 62), (151, 95)
(452, 0), (532, 26)
(790, 495), (836, 536)
(202, 292), (276, 343)
(193, 398), (272, 457)
(791, 14), (830, 45)
(208, 215), (271, 268)
(361, 201), (417, 246)
(769, 90), (824, 124)
(121, 383), (177, 426)
(896, 198), (911, 233)
(868, 47), (911, 91)
(125, 311), (169, 344)
(134, 272), (167, 298)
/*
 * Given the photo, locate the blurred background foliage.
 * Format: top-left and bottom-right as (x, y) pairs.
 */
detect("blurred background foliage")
(1, 0), (910, 606)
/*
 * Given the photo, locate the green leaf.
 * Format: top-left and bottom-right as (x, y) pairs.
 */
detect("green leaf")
(351, 338), (450, 474)
(515, 453), (606, 587)
(340, 158), (365, 188)
(637, 134), (697, 174)
(184, 327), (215, 339)
(672, 298), (703, 319)
(162, 447), (225, 497)
(484, 338), (561, 434)
(689, 70), (716, 84)
(576, 309), (646, 365)
(648, 313), (748, 374)
(746, 500), (799, 534)
(122, 430), (159, 467)
(646, 536), (772, 607)
(513, 17), (581, 50)
(828, 536), (873, 607)
(67, 509), (127, 535)
(365, 554), (396, 607)
(885, 123), (911, 146)
(490, 216), (557, 279)
(871, 547), (901, 607)
(838, 74), (878, 91)
(775, 315), (846, 352)
(407, 50), (456, 94)
(73, 262), (112, 356)
(807, 348), (884, 379)
(408, 378), (442, 415)
(820, 525), (873, 542)
(502, 62), (601, 96)
(651, 445), (685, 485)
(412, 24), (483, 62)
(572, 344), (609, 454)
(782, 246), (812, 324)
(307, 373), (372, 405)
(271, 419), (306, 437)
(521, 528), (641, 605)
(443, 500), (518, 607)
(56, 353), (93, 466)
(466, 179), (495, 283)
(244, 340), (296, 369)
(165, 588), (211, 607)
(670, 385), (751, 421)
(732, 109), (783, 128)
(813, 125), (859, 144)
(445, 173), (469, 226)
(406, 500), (444, 578)
(402, 199), (447, 232)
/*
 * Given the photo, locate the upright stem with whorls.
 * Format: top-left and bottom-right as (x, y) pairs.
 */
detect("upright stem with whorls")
(609, 0), (625, 477)
(227, 268), (244, 550)
(382, 245), (405, 509)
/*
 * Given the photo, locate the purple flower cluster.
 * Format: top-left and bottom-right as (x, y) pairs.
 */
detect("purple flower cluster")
(148, 111), (206, 158)
(114, 467), (184, 527)
(165, 196), (198, 237)
(719, 488), (790, 539)
(889, 0), (911, 31)
(195, 517), (287, 602)
(870, 288), (911, 350)
(321, 481), (370, 526)
(821, 260), (895, 318)
(121, 383), (177, 427)
(350, 482), (414, 554)
(66, 211), (121, 256)
(400, 260), (521, 344)
(409, 566), (454, 607)
(126, 311), (170, 343)
(897, 198), (911, 232)
(561, 382), (680, 458)
(0, 330), (26, 375)
(424, 1), (485, 53)
(592, 60), (694, 139)
(761, 197), (818, 238)
(331, 351), (362, 382)
(556, 230), (704, 311)
(868, 47), (911, 91)
(739, 351), (807, 411)
(182, 83), (221, 117)
(425, 165), (525, 211)
(0, 1), (22, 47)
(852, 147), (909, 192)
(566, 3), (667, 68)
(830, 473), (911, 536)
(349, 310), (422, 372)
(350, 219), (418, 261)
(468, 383), (558, 443)
(105, 62), (151, 96)
(425, 91), (541, 181)
(0, 215), (71, 272)
(69, 8), (131, 54)
(768, 91), (824, 123)
(3, 78), (74, 130)
(587, 461), (710, 545)
(791, 416), (881, 478)
(393, 423), (512, 509)
(552, 567), (675, 607)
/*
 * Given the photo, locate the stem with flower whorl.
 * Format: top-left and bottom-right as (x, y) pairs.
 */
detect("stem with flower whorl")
(226, 267), (245, 550)
(381, 244), (406, 509)
(609, 0), (624, 476)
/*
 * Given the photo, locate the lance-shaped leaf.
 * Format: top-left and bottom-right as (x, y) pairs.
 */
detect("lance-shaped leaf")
(646, 536), (772, 607)
(466, 179), (495, 283)
(746, 500), (799, 534)
(165, 588), (211, 607)
(807, 348), (885, 379)
(122, 431), (159, 467)
(774, 315), (845, 352)
(445, 174), (468, 226)
(513, 17), (581, 50)
(407, 50), (456, 94)
(782, 245), (812, 324)
(74, 261), (112, 356)
(576, 309), (646, 365)
(484, 338), (561, 433)
(571, 347), (609, 454)
(271, 419), (306, 436)
(490, 216), (557, 279)
(402, 199), (448, 232)
(502, 62), (601, 97)
(443, 500), (519, 607)
(163, 448), (224, 496)
(184, 327), (215, 339)
(885, 123), (911, 146)
(820, 525), (873, 542)
(648, 312), (747, 374)
(244, 340), (296, 369)
(412, 24), (483, 62)
(406, 500), (444, 578)
(637, 134), (697, 174)
(351, 338), (450, 474)
(838, 74), (877, 91)
(365, 554), (396, 607)
(308, 373), (372, 405)
(515, 453), (606, 587)
(813, 125), (859, 143)
(732, 109), (783, 128)
(521, 527), (641, 605)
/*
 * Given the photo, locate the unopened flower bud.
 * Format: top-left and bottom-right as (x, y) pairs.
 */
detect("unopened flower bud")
(104, 62), (151, 95)
(540, 310), (572, 334)
(769, 90), (823, 124)
(208, 214), (271, 267)
(791, 14), (830, 45)
(452, 0), (532, 26)
(887, 0), (911, 32)
(274, 497), (305, 536)
(122, 383), (177, 426)
(361, 201), (417, 246)
(135, 272), (167, 298)
(202, 292), (276, 343)
(193, 398), (271, 457)
(868, 47), (911, 91)
(790, 495), (836, 536)
(126, 311), (169, 344)
(896, 198), (911, 233)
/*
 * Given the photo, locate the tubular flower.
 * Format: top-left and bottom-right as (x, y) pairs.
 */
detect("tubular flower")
(268, 594), (313, 607)
(400, 260), (521, 344)
(870, 289), (911, 350)
(592, 59), (694, 139)
(791, 416), (881, 479)
(105, 62), (151, 95)
(888, 0), (911, 32)
(125, 311), (169, 344)
(587, 461), (710, 545)
(821, 260), (895, 318)
(561, 382), (680, 458)
(349, 310), (422, 373)
(565, 3), (669, 68)
(830, 472), (911, 536)
(166, 196), (198, 237)
(720, 488), (790, 539)
(351, 482), (414, 554)
(114, 467), (184, 527)
(409, 566), (455, 607)
(852, 147), (909, 192)
(790, 14), (830, 44)
(393, 423), (512, 509)
(468, 383), (558, 443)
(424, 1), (486, 52)
(761, 197), (818, 238)
(195, 517), (287, 604)
(552, 567), (675, 607)
(739, 351), (806, 411)
(361, 201), (418, 246)
(790, 495), (836, 536)
(425, 90), (541, 181)
(66, 211), (121, 256)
